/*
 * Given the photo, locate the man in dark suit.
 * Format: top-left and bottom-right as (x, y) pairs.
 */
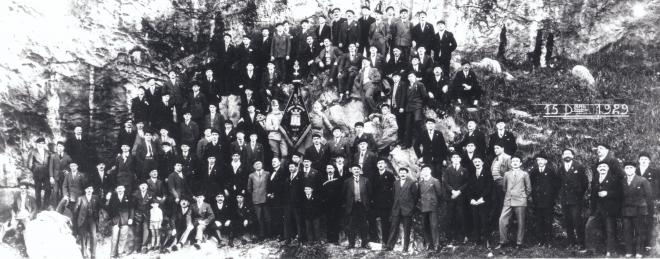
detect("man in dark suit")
(66, 126), (96, 173)
(467, 156), (493, 247)
(369, 159), (395, 244)
(132, 182), (153, 252)
(204, 104), (225, 133)
(297, 35), (320, 78)
(217, 33), (237, 81)
(134, 131), (159, 181)
(304, 134), (330, 172)
(89, 162), (115, 199)
(368, 12), (389, 55)
(443, 153), (470, 246)
(301, 186), (322, 242)
(430, 21), (457, 74)
(282, 162), (304, 244)
(210, 193), (234, 247)
(167, 163), (190, 205)
(351, 122), (377, 153)
(487, 119), (517, 159)
(301, 158), (322, 193)
(61, 162), (86, 215)
(353, 140), (378, 181)
(49, 141), (72, 206)
(592, 143), (624, 179)
(338, 10), (360, 52)
(385, 167), (418, 252)
(411, 11), (434, 50)
(200, 69), (223, 105)
(110, 144), (138, 193)
(559, 148), (589, 249)
(74, 184), (100, 259)
(418, 165), (444, 250)
(180, 112), (200, 150)
(414, 119), (450, 178)
(116, 120), (137, 154)
(267, 157), (288, 239)
(162, 71), (185, 112)
(452, 62), (481, 107)
(402, 72), (429, 148)
(235, 35), (258, 72)
(150, 94), (176, 133)
(455, 120), (488, 157)
(225, 153), (247, 199)
(245, 133), (265, 168)
(190, 193), (215, 249)
(424, 66), (452, 112)
(105, 185), (134, 258)
(199, 156), (223, 202)
(321, 164), (343, 244)
(388, 72), (407, 142)
(236, 63), (260, 94)
(357, 6), (375, 54)
(366, 46), (386, 71)
(583, 162), (622, 256)
(329, 8), (346, 45)
(315, 16), (331, 47)
(342, 164), (372, 248)
(336, 43), (363, 100)
(328, 127), (352, 164)
(621, 162), (653, 257)
(636, 152), (660, 250)
(390, 9), (412, 60)
(385, 47), (410, 76)
(530, 153), (561, 245)
(131, 88), (150, 127)
(256, 28), (272, 70)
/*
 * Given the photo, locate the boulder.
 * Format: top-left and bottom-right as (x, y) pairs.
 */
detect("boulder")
(473, 58), (503, 74)
(571, 65), (596, 87)
(326, 101), (366, 133)
(24, 211), (82, 259)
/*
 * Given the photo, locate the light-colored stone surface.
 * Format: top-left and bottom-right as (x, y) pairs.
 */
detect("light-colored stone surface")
(24, 211), (82, 259)
(571, 65), (596, 87)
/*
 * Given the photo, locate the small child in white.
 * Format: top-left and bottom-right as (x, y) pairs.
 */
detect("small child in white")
(149, 199), (163, 251)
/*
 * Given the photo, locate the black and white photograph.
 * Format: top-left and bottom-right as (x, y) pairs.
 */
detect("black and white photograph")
(1, 0), (659, 258)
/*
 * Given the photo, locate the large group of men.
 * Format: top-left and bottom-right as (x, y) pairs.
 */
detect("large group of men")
(10, 4), (660, 259)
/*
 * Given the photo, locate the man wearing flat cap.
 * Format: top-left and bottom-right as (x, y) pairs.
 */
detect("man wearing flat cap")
(636, 152), (660, 250)
(28, 137), (51, 210)
(343, 164), (371, 248)
(621, 162), (653, 257)
(530, 152), (560, 245)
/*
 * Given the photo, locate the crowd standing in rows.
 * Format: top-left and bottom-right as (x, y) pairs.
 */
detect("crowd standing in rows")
(12, 5), (659, 259)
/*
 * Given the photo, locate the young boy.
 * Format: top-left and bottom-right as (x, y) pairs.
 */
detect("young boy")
(149, 199), (163, 251)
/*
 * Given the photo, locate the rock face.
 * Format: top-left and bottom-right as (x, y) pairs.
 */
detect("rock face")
(281, 0), (660, 62)
(0, 0), (657, 159)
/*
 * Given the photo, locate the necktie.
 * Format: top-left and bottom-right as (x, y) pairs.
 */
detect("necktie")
(307, 194), (311, 199)
(147, 143), (152, 156)
(209, 165), (213, 175)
